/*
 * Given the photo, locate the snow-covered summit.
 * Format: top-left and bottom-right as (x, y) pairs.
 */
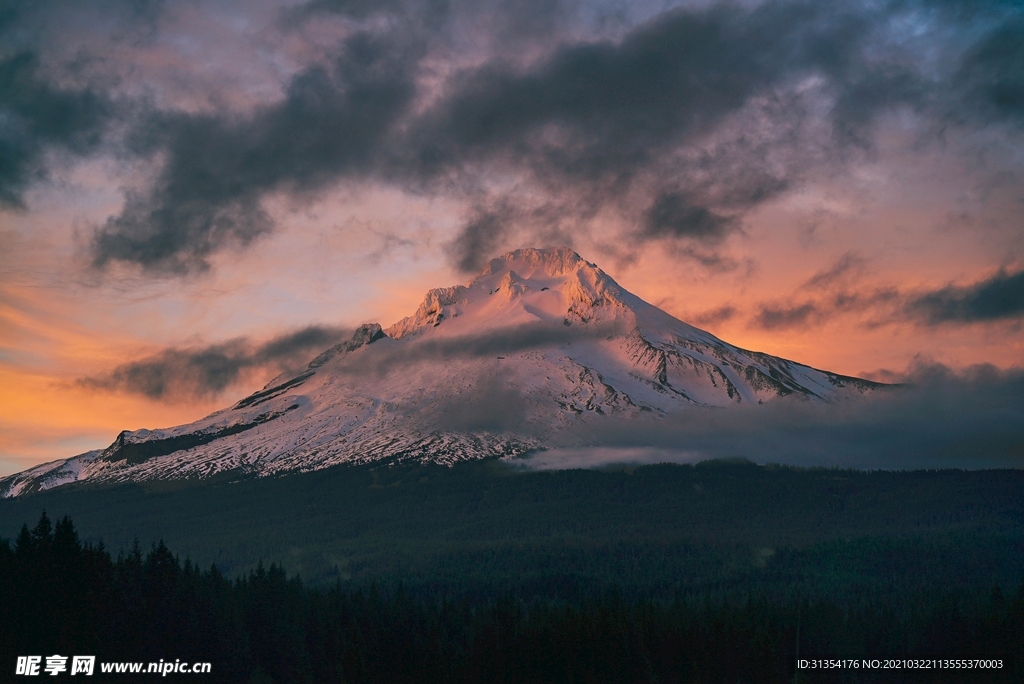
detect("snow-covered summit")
(1, 247), (882, 497)
(387, 247), (630, 338)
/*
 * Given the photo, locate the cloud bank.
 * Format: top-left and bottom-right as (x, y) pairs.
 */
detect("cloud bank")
(528, 362), (1024, 470)
(3, 0), (1023, 276)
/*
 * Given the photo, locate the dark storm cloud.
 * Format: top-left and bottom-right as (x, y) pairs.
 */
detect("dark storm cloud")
(828, 66), (930, 148)
(0, 0), (162, 47)
(401, 0), (913, 266)
(282, 0), (451, 27)
(95, 0), (876, 273)
(641, 191), (735, 241)
(0, 0), (164, 207)
(407, 3), (845, 171)
(81, 340), (254, 400)
(2, 0), (1019, 274)
(285, 0), (405, 21)
(404, 4), (811, 191)
(957, 15), (1024, 122)
(78, 325), (350, 400)
(0, 52), (110, 207)
(531, 362), (1024, 470)
(406, 0), (1024, 268)
(285, 0), (573, 49)
(90, 29), (421, 273)
(448, 201), (518, 274)
(907, 268), (1024, 324)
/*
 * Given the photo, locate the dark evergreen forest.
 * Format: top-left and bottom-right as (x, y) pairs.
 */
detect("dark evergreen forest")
(3, 460), (1023, 682)
(2, 512), (1022, 683)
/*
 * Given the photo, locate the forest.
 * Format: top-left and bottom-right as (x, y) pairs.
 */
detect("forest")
(3, 460), (1024, 681)
(2, 511), (1021, 683)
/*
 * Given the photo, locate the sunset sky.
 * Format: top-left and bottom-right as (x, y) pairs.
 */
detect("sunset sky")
(2, 0), (1023, 476)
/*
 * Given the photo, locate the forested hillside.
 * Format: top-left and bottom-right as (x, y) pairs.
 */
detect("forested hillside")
(2, 461), (1022, 606)
(2, 512), (1021, 683)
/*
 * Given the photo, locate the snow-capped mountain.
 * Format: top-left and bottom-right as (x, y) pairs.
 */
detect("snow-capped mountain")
(2, 247), (880, 497)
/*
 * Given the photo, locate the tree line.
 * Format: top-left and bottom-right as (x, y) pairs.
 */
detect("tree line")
(2, 512), (1022, 683)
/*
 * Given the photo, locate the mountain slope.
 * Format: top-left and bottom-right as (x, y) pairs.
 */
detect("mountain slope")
(2, 248), (880, 497)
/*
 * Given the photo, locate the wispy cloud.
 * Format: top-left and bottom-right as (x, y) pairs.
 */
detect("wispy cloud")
(689, 305), (737, 327)
(753, 302), (820, 330)
(801, 252), (866, 290)
(335, 321), (628, 377)
(749, 264), (1024, 332)
(906, 268), (1024, 325)
(78, 325), (351, 400)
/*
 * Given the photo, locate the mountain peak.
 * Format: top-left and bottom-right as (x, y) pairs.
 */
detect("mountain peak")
(1, 247), (883, 497)
(386, 246), (628, 339)
(476, 247), (590, 279)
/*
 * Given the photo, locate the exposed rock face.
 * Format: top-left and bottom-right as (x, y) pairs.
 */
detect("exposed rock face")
(308, 324), (385, 368)
(2, 247), (882, 497)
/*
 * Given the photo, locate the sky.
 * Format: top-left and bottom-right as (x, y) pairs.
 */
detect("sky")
(1, 0), (1023, 476)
